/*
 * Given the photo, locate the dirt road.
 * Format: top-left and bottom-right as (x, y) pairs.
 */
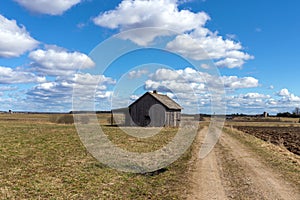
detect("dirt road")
(187, 127), (300, 200)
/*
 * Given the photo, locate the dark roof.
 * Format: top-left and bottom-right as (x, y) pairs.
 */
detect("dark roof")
(111, 107), (129, 113)
(147, 92), (182, 110)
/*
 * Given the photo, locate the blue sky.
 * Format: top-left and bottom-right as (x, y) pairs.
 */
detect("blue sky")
(0, 0), (299, 114)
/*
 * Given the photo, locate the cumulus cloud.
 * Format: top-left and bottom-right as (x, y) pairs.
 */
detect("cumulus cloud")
(226, 93), (268, 111)
(93, 0), (253, 68)
(0, 15), (39, 58)
(72, 73), (116, 87)
(224, 89), (300, 114)
(277, 88), (290, 96)
(289, 94), (300, 102)
(145, 68), (259, 94)
(94, 0), (208, 31)
(142, 67), (262, 113)
(221, 76), (259, 89)
(27, 73), (115, 111)
(225, 92), (279, 114)
(150, 67), (207, 83)
(14, 0), (81, 15)
(26, 81), (74, 111)
(93, 0), (209, 45)
(277, 88), (300, 102)
(29, 46), (95, 76)
(166, 33), (253, 68)
(145, 79), (202, 93)
(0, 66), (46, 84)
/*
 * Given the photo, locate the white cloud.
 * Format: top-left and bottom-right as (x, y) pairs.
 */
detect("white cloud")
(14, 0), (81, 15)
(266, 98), (277, 106)
(93, 0), (209, 45)
(96, 91), (113, 99)
(243, 93), (270, 99)
(0, 15), (39, 58)
(215, 57), (248, 69)
(146, 67), (259, 93)
(224, 90), (300, 115)
(225, 93), (271, 114)
(166, 33), (253, 68)
(29, 46), (95, 76)
(26, 73), (115, 111)
(143, 67), (262, 113)
(151, 68), (181, 81)
(277, 88), (290, 96)
(145, 79), (199, 93)
(277, 88), (300, 103)
(289, 94), (300, 102)
(72, 73), (116, 86)
(94, 0), (208, 30)
(0, 66), (46, 84)
(222, 76), (259, 89)
(150, 67), (207, 83)
(93, 0), (253, 68)
(128, 69), (148, 79)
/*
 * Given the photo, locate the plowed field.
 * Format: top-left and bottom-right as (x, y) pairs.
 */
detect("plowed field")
(234, 126), (300, 155)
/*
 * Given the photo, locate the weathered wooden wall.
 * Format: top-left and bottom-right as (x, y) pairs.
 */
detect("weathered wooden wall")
(165, 110), (181, 127)
(129, 93), (181, 127)
(129, 94), (164, 126)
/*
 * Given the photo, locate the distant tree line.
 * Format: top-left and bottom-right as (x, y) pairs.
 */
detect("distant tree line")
(276, 107), (300, 118)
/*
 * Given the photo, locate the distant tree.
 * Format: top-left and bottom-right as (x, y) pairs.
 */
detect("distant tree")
(277, 112), (292, 117)
(293, 107), (300, 116)
(277, 110), (300, 118)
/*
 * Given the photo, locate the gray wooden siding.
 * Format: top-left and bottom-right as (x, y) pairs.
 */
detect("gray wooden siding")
(129, 93), (181, 127)
(165, 110), (181, 127)
(130, 94), (166, 127)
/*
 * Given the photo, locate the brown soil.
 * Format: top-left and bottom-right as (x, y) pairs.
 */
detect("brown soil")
(187, 127), (300, 200)
(234, 126), (300, 155)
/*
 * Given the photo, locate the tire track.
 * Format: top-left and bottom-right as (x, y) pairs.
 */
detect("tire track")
(187, 126), (300, 200)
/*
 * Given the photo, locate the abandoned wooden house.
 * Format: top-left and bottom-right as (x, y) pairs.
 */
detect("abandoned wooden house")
(111, 90), (182, 127)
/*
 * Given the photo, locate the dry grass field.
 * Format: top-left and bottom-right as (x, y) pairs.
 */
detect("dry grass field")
(0, 113), (194, 199)
(1, 113), (299, 199)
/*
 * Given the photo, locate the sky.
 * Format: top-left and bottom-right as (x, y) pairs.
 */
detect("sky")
(0, 0), (299, 114)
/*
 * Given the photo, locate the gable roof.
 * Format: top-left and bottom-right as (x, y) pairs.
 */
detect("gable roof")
(129, 91), (182, 110)
(149, 92), (182, 110)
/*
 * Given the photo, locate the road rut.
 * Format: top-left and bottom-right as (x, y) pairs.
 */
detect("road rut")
(187, 126), (300, 200)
